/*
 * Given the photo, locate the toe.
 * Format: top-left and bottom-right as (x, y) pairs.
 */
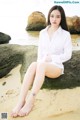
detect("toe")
(11, 112), (18, 117)
(18, 111), (26, 117)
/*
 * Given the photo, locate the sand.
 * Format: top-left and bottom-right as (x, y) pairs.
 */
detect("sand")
(0, 65), (80, 120)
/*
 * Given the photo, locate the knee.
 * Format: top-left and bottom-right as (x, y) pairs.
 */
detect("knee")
(30, 62), (37, 68)
(37, 62), (46, 69)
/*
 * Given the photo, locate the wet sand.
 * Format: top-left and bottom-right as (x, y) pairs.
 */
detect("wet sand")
(0, 65), (80, 120)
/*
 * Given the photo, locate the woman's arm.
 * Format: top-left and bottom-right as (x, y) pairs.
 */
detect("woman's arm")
(51, 33), (72, 63)
(37, 31), (46, 62)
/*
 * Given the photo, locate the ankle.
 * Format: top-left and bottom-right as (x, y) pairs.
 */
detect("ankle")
(32, 93), (36, 97)
(29, 92), (36, 100)
(18, 99), (25, 104)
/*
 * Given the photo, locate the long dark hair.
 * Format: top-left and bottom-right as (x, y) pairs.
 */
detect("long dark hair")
(47, 5), (68, 31)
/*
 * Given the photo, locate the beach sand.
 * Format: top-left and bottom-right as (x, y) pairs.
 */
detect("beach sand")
(0, 65), (80, 120)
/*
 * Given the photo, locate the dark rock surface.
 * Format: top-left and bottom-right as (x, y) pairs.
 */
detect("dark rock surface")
(0, 44), (37, 81)
(0, 32), (11, 44)
(0, 44), (80, 89)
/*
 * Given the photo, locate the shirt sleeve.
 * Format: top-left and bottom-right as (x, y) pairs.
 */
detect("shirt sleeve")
(51, 32), (72, 63)
(37, 31), (46, 62)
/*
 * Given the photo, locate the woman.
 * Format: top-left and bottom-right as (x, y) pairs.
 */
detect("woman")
(11, 5), (72, 117)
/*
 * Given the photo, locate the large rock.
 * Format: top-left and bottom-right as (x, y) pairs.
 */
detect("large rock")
(44, 50), (80, 89)
(0, 44), (37, 82)
(26, 11), (46, 31)
(0, 32), (11, 44)
(0, 44), (80, 89)
(67, 16), (80, 34)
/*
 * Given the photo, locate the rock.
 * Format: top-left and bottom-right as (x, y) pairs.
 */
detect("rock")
(0, 32), (11, 44)
(0, 44), (80, 89)
(26, 11), (46, 31)
(0, 44), (37, 81)
(44, 50), (80, 89)
(67, 16), (80, 34)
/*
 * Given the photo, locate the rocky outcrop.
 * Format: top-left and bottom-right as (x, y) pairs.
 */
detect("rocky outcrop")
(0, 44), (80, 89)
(0, 32), (11, 44)
(26, 11), (46, 31)
(0, 44), (37, 82)
(66, 16), (80, 34)
(44, 50), (80, 89)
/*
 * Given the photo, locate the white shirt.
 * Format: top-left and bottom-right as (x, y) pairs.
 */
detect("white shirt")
(37, 26), (72, 73)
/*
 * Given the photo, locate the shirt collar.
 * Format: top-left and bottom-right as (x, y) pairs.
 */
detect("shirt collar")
(46, 25), (62, 34)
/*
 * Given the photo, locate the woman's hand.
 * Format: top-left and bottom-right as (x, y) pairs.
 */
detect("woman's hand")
(45, 54), (52, 62)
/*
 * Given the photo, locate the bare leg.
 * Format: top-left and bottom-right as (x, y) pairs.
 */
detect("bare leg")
(18, 62), (62, 116)
(11, 62), (37, 117)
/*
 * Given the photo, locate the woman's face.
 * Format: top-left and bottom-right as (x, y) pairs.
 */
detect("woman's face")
(50, 9), (61, 27)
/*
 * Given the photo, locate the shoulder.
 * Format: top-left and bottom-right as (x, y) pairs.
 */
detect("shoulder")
(38, 27), (47, 42)
(39, 27), (47, 35)
(59, 27), (71, 44)
(61, 28), (72, 46)
(39, 25), (50, 35)
(61, 28), (70, 37)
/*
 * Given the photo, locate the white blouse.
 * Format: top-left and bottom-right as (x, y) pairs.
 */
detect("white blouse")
(37, 26), (72, 72)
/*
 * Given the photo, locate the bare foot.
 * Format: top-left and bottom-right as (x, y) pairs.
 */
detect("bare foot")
(18, 95), (35, 117)
(11, 101), (25, 117)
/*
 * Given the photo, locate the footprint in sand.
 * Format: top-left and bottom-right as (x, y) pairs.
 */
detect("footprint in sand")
(6, 89), (16, 95)
(0, 89), (19, 103)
